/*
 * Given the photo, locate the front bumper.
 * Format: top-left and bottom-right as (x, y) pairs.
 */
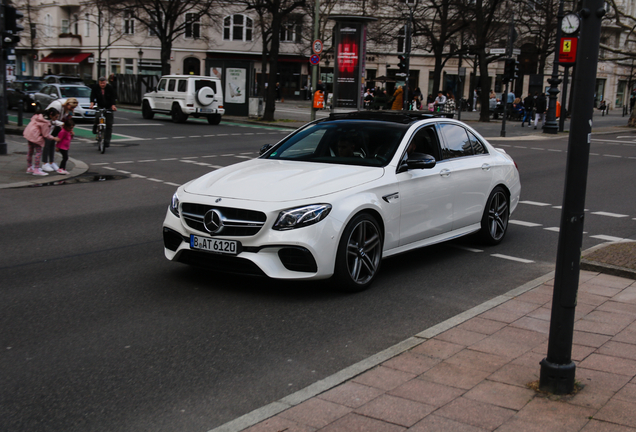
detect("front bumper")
(162, 204), (341, 280)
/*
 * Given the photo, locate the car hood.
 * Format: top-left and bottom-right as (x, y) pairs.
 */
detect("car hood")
(184, 159), (385, 202)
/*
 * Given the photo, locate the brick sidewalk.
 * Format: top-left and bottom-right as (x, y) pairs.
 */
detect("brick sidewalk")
(217, 270), (636, 432)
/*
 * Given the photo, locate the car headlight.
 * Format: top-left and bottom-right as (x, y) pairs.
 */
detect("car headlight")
(273, 204), (332, 231)
(169, 192), (180, 217)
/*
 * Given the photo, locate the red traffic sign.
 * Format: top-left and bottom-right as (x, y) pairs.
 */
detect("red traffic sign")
(559, 37), (578, 64)
(310, 55), (320, 65)
(312, 40), (323, 55)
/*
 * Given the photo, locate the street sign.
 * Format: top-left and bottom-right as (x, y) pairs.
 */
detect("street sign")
(512, 49), (521, 55)
(312, 40), (323, 55)
(489, 48), (506, 54)
(559, 37), (578, 64)
(310, 54), (321, 65)
(395, 72), (407, 77)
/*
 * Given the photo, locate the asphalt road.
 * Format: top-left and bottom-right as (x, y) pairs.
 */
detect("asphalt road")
(1, 108), (635, 432)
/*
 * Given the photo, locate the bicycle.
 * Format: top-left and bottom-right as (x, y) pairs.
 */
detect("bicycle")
(94, 108), (111, 154)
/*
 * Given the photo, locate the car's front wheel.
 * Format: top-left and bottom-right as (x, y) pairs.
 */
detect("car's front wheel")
(480, 186), (510, 245)
(334, 213), (383, 292)
(142, 100), (154, 119)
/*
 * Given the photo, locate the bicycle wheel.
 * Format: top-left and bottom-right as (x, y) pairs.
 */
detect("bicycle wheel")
(97, 130), (105, 154)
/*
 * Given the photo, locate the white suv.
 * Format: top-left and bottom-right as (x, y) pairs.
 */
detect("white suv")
(142, 75), (225, 124)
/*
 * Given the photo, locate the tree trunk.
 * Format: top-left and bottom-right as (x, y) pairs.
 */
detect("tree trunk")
(161, 40), (172, 76)
(478, 51), (491, 122)
(263, 15), (282, 121)
(628, 108), (636, 127)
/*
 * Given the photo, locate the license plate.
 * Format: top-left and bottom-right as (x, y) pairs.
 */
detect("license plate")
(190, 235), (240, 255)
(86, 110), (95, 115)
(198, 108), (215, 113)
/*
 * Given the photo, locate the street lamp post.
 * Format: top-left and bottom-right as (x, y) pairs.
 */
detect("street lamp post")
(138, 48), (144, 73)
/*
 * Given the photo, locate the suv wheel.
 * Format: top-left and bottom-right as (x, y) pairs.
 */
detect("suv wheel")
(142, 100), (154, 119)
(207, 114), (222, 125)
(171, 104), (188, 123)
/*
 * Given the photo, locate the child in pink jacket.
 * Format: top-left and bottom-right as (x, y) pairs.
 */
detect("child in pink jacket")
(55, 118), (74, 175)
(23, 109), (60, 176)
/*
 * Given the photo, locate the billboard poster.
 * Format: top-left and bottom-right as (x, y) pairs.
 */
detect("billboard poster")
(334, 22), (362, 108)
(225, 68), (246, 104)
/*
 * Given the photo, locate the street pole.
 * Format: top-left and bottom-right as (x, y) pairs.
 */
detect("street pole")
(500, 13), (515, 138)
(1, 1), (8, 155)
(403, 5), (412, 111)
(544, 0), (565, 134)
(559, 66), (569, 131)
(539, 0), (605, 395)
(310, 0), (320, 121)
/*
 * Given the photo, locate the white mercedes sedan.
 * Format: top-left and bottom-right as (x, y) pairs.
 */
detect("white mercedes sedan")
(163, 111), (520, 291)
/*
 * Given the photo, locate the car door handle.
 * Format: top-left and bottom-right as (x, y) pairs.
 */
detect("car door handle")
(481, 163), (491, 171)
(440, 169), (451, 177)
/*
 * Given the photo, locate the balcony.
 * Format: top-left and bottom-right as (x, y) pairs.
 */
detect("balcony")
(58, 33), (82, 48)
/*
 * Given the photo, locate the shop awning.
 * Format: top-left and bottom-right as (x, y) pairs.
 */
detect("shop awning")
(39, 53), (92, 65)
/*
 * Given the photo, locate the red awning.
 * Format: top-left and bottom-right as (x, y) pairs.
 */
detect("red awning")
(39, 53), (92, 64)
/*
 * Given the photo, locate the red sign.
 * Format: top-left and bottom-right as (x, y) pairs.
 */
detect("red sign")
(310, 55), (320, 65)
(559, 37), (578, 64)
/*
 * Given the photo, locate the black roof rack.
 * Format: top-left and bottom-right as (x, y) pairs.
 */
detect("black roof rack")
(327, 110), (440, 124)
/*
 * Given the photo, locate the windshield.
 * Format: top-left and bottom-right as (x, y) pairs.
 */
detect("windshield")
(59, 77), (84, 84)
(23, 82), (45, 92)
(263, 120), (408, 167)
(60, 86), (91, 98)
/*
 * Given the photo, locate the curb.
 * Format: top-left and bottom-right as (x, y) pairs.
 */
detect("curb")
(206, 271), (556, 432)
(580, 241), (636, 280)
(0, 157), (90, 190)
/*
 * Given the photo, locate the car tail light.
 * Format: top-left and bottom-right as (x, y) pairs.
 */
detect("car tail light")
(187, 103), (193, 107)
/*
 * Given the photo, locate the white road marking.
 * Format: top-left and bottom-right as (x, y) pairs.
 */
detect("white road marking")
(204, 134), (216, 137)
(450, 245), (483, 253)
(590, 153), (600, 155)
(173, 136), (185, 139)
(552, 206), (562, 209)
(591, 211), (629, 218)
(603, 154), (622, 158)
(531, 148), (545, 150)
(547, 149), (562, 152)
(514, 146), (527, 148)
(590, 235), (627, 242)
(117, 170), (131, 174)
(202, 155), (217, 158)
(156, 137), (168, 140)
(147, 178), (163, 182)
(114, 161), (134, 164)
(491, 254), (535, 263)
(519, 200), (551, 206)
(103, 166), (116, 170)
(138, 159), (157, 162)
(161, 158), (178, 161)
(592, 138), (636, 144)
(221, 154), (235, 157)
(182, 156), (199, 159)
(510, 220), (542, 227)
(235, 156), (252, 159)
(544, 227), (560, 232)
(91, 162), (109, 166)
(189, 136), (201, 138)
(130, 174), (146, 178)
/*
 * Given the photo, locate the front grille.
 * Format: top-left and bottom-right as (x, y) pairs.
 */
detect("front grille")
(181, 203), (266, 236)
(177, 250), (266, 276)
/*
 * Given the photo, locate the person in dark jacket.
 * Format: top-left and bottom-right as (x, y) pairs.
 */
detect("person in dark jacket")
(90, 76), (118, 147)
(522, 94), (534, 127)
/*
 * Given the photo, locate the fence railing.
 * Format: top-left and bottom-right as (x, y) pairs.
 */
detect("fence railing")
(115, 74), (161, 105)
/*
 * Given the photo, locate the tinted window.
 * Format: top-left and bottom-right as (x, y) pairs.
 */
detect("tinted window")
(404, 126), (442, 161)
(59, 77), (83, 84)
(195, 80), (217, 93)
(157, 79), (167, 91)
(264, 120), (408, 167)
(177, 80), (187, 92)
(438, 123), (474, 159)
(59, 86), (91, 98)
(468, 131), (488, 155)
(24, 82), (45, 92)
(167, 79), (176, 92)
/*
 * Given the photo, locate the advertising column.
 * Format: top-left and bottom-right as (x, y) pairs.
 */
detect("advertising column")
(333, 22), (363, 109)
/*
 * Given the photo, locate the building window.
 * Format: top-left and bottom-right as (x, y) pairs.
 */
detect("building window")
(124, 10), (135, 35)
(85, 14), (90, 37)
(223, 14), (252, 41)
(185, 13), (200, 38)
(61, 19), (69, 34)
(397, 26), (405, 53)
(45, 14), (52, 37)
(73, 14), (79, 34)
(31, 23), (37, 39)
(280, 17), (302, 43)
(125, 58), (134, 74)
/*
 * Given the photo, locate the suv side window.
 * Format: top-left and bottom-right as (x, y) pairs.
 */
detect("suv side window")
(167, 79), (176, 92)
(177, 80), (187, 92)
(157, 79), (167, 91)
(438, 123), (474, 159)
(195, 80), (217, 93)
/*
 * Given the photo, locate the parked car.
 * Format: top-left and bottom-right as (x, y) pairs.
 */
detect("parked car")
(32, 84), (95, 120)
(43, 75), (85, 85)
(142, 75), (225, 124)
(6, 80), (45, 112)
(162, 111), (521, 291)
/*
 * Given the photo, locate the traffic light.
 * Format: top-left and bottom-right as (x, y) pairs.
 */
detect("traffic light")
(397, 55), (407, 72)
(3, 6), (24, 45)
(503, 58), (519, 82)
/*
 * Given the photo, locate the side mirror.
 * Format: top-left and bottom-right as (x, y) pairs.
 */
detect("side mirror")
(259, 144), (273, 155)
(407, 153), (436, 170)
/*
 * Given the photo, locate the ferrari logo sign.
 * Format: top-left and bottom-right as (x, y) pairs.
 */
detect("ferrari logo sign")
(559, 37), (578, 64)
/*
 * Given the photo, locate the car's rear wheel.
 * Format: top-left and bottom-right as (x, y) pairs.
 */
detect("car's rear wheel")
(171, 104), (188, 123)
(207, 114), (221, 125)
(480, 186), (509, 245)
(142, 100), (154, 119)
(334, 213), (383, 292)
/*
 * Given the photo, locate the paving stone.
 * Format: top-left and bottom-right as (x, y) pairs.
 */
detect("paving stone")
(614, 288), (636, 305)
(577, 291), (611, 306)
(598, 301), (636, 317)
(463, 380), (535, 410)
(479, 306), (529, 324)
(576, 367), (632, 393)
(613, 383), (636, 402)
(435, 327), (488, 347)
(588, 274), (635, 290)
(495, 397), (594, 432)
(579, 354), (636, 376)
(278, 398), (351, 429)
(422, 361), (492, 390)
(616, 328), (636, 345)
(595, 398), (636, 428)
(457, 317), (507, 335)
(514, 288), (553, 305)
(526, 306), (551, 321)
(352, 366), (417, 391)
(580, 419), (636, 431)
(410, 339), (465, 360)
(509, 316), (550, 334)
(354, 394), (435, 427)
(433, 396), (516, 430)
(573, 330), (612, 348)
(382, 352), (441, 375)
(243, 415), (317, 432)
(444, 348), (510, 373)
(407, 414), (489, 431)
(319, 412), (406, 432)
(598, 341), (636, 361)
(488, 363), (540, 388)
(388, 377), (465, 407)
(579, 281), (624, 298)
(317, 381), (384, 408)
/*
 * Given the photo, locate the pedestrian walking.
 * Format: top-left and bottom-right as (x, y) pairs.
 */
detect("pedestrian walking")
(42, 97), (77, 172)
(23, 108), (60, 176)
(443, 93), (456, 118)
(90, 76), (118, 149)
(534, 92), (547, 129)
(522, 94), (534, 127)
(391, 86), (404, 110)
(55, 118), (75, 175)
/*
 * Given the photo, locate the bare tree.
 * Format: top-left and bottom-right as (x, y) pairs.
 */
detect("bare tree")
(234, 0), (306, 121)
(81, 3), (129, 77)
(514, 0), (560, 73)
(100, 0), (216, 75)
